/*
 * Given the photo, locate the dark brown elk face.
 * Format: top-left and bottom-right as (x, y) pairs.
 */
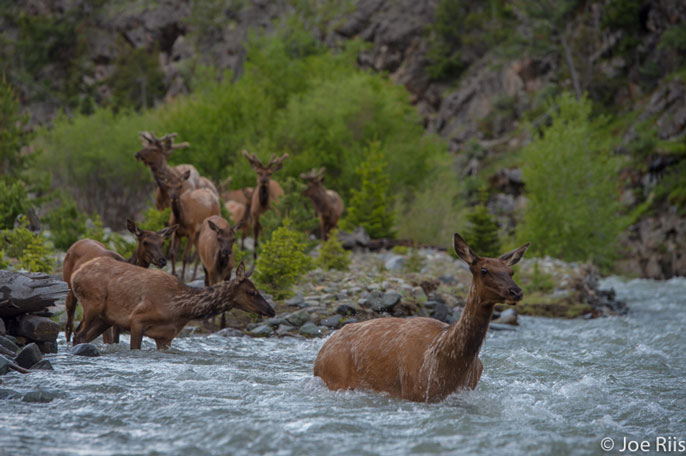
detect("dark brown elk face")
(230, 262), (275, 317)
(167, 170), (191, 201)
(127, 219), (177, 268)
(454, 233), (530, 305)
(242, 150), (289, 186)
(135, 132), (188, 169)
(207, 219), (235, 270)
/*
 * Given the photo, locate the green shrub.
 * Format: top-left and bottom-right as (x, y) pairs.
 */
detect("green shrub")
(44, 195), (87, 250)
(391, 245), (409, 255)
(138, 207), (171, 232)
(254, 220), (314, 299)
(659, 26), (686, 53)
(0, 218), (54, 273)
(524, 261), (555, 293)
(317, 229), (350, 271)
(342, 141), (396, 239)
(0, 249), (9, 270)
(260, 177), (319, 244)
(404, 248), (424, 273)
(517, 93), (624, 268)
(465, 199), (501, 258)
(0, 179), (30, 230)
(0, 77), (32, 178)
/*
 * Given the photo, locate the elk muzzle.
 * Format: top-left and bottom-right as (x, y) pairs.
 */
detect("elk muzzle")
(507, 286), (523, 304)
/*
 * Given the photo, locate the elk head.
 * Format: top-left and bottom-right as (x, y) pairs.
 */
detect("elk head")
(127, 218), (177, 268)
(167, 169), (192, 202)
(135, 132), (189, 169)
(242, 150), (289, 187)
(228, 262), (275, 317)
(207, 219), (236, 276)
(300, 167), (326, 197)
(453, 233), (530, 305)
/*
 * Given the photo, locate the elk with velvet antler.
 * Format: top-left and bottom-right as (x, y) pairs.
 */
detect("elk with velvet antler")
(242, 150), (289, 256)
(313, 233), (530, 402)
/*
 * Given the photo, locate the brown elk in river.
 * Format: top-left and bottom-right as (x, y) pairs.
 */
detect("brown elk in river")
(196, 215), (236, 287)
(313, 233), (530, 402)
(72, 261), (274, 350)
(242, 150), (288, 256)
(167, 170), (220, 281)
(62, 219), (177, 343)
(300, 167), (343, 240)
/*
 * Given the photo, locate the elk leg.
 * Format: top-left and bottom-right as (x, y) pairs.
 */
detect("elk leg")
(112, 327), (120, 344)
(102, 327), (113, 344)
(253, 220), (260, 259)
(65, 290), (77, 343)
(76, 316), (110, 344)
(320, 217), (327, 241)
(191, 252), (200, 281)
(170, 232), (178, 276)
(130, 321), (145, 350)
(180, 237), (193, 282)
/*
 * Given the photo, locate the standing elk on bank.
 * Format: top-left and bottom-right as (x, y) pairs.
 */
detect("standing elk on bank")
(242, 150), (288, 256)
(167, 170), (220, 280)
(72, 261), (274, 350)
(220, 176), (253, 206)
(62, 219), (177, 343)
(300, 167), (343, 240)
(313, 233), (530, 403)
(196, 215), (236, 286)
(224, 187), (254, 250)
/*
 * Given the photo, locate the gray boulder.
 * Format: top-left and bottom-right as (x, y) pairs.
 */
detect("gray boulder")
(285, 310), (310, 327)
(0, 388), (21, 399)
(22, 389), (58, 403)
(372, 290), (402, 313)
(321, 315), (343, 329)
(15, 343), (42, 369)
(0, 356), (10, 375)
(492, 308), (518, 326)
(250, 325), (274, 337)
(0, 318), (5, 335)
(31, 359), (54, 370)
(384, 255), (405, 271)
(12, 315), (60, 342)
(299, 322), (322, 338)
(335, 304), (357, 316)
(0, 335), (18, 355)
(276, 324), (296, 336)
(72, 343), (100, 357)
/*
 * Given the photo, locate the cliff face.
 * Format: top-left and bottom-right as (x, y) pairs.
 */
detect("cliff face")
(3, 0), (685, 278)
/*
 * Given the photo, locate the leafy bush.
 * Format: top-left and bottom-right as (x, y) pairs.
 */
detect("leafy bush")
(659, 26), (686, 53)
(260, 177), (319, 244)
(0, 249), (9, 269)
(0, 218), (55, 273)
(465, 200), (501, 258)
(138, 207), (172, 232)
(254, 220), (314, 299)
(317, 229), (350, 271)
(524, 261), (555, 294)
(44, 195), (87, 250)
(0, 179), (30, 230)
(404, 248), (424, 273)
(517, 93), (624, 267)
(0, 77), (32, 178)
(341, 141), (396, 239)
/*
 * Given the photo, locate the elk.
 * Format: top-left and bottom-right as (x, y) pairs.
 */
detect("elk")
(62, 219), (177, 343)
(219, 177), (252, 206)
(167, 170), (220, 280)
(72, 261), (274, 350)
(196, 215), (236, 286)
(135, 132), (200, 210)
(224, 187), (254, 249)
(242, 150), (288, 255)
(313, 233), (530, 403)
(300, 167), (343, 240)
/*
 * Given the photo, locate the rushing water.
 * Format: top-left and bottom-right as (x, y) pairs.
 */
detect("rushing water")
(1, 277), (685, 456)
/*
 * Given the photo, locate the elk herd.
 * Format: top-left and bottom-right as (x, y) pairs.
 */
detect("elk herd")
(61, 131), (530, 403)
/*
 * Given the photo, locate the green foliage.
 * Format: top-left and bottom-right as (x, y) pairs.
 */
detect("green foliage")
(427, 0), (515, 80)
(659, 26), (686, 53)
(0, 249), (9, 269)
(524, 261), (555, 294)
(260, 177), (319, 243)
(341, 141), (396, 239)
(654, 160), (686, 211)
(0, 179), (30, 230)
(44, 195), (87, 250)
(138, 207), (171, 232)
(517, 93), (624, 267)
(404, 248), (424, 273)
(107, 45), (166, 112)
(391, 245), (409, 255)
(465, 201), (501, 258)
(254, 220), (314, 299)
(0, 77), (32, 178)
(317, 229), (350, 271)
(0, 218), (55, 273)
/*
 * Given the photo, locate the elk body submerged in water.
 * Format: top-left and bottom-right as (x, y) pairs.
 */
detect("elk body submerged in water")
(313, 233), (530, 402)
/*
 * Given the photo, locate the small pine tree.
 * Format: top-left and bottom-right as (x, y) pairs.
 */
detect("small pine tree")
(342, 141), (395, 239)
(465, 202), (501, 258)
(0, 218), (55, 273)
(255, 219), (314, 299)
(260, 177), (319, 243)
(317, 229), (350, 271)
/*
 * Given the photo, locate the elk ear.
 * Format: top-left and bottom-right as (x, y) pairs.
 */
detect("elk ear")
(207, 219), (220, 233)
(500, 242), (530, 267)
(126, 219), (143, 237)
(160, 224), (178, 239)
(454, 232), (479, 265)
(236, 261), (246, 281)
(181, 170), (191, 181)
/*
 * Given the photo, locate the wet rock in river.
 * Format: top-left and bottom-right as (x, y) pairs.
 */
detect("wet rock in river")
(22, 389), (58, 403)
(12, 315), (59, 342)
(0, 335), (18, 355)
(215, 328), (243, 338)
(371, 290), (402, 313)
(285, 294), (305, 308)
(285, 310), (310, 327)
(0, 388), (21, 399)
(321, 315), (343, 329)
(0, 356), (10, 375)
(15, 343), (42, 369)
(38, 341), (58, 354)
(71, 343), (100, 357)
(276, 324), (296, 336)
(31, 359), (54, 370)
(250, 325), (274, 337)
(0, 318), (5, 336)
(299, 322), (322, 338)
(493, 308), (518, 326)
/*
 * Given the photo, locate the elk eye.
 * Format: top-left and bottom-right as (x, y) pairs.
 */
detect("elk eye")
(249, 290), (256, 296)
(481, 267), (488, 275)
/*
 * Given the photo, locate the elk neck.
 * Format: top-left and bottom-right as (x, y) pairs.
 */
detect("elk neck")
(126, 251), (149, 268)
(258, 183), (269, 207)
(306, 185), (329, 213)
(431, 281), (496, 365)
(171, 194), (184, 226)
(172, 281), (239, 320)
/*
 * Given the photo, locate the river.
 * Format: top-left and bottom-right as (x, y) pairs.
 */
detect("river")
(1, 277), (685, 455)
